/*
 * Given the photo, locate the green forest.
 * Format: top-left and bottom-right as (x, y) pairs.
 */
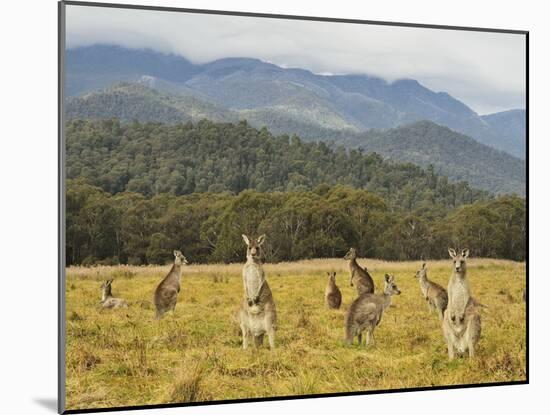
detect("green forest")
(67, 179), (525, 266)
(66, 119), (525, 266)
(66, 119), (490, 209)
(66, 83), (525, 195)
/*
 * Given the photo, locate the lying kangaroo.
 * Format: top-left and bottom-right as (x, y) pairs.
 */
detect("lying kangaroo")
(345, 274), (401, 347)
(344, 248), (375, 296)
(325, 272), (342, 309)
(414, 262), (448, 320)
(154, 250), (188, 320)
(442, 248), (481, 360)
(100, 279), (128, 309)
(239, 234), (277, 349)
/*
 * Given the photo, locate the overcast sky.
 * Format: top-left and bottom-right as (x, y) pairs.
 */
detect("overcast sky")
(66, 4), (526, 115)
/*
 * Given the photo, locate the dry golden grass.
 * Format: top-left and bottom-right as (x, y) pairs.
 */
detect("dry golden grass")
(65, 258), (526, 410)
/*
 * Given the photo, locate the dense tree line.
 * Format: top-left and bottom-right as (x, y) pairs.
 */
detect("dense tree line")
(66, 119), (490, 210)
(67, 179), (525, 266)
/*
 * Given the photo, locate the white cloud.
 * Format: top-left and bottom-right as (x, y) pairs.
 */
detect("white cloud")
(65, 4), (526, 114)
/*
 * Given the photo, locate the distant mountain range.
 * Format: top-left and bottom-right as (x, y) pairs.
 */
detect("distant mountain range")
(66, 45), (526, 159)
(65, 45), (526, 195)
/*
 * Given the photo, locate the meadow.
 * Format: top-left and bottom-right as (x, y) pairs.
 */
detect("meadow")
(65, 258), (526, 410)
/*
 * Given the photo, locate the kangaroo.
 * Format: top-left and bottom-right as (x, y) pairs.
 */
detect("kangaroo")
(414, 262), (448, 320)
(344, 248), (375, 296)
(442, 248), (481, 360)
(325, 272), (342, 309)
(344, 274), (401, 347)
(100, 279), (128, 309)
(153, 250), (188, 320)
(239, 234), (277, 349)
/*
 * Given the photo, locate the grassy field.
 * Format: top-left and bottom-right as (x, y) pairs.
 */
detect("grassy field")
(65, 258), (526, 410)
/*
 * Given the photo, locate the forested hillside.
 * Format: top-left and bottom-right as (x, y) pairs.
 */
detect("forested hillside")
(66, 118), (525, 265)
(66, 83), (238, 124)
(65, 84), (525, 195)
(481, 109), (527, 158)
(349, 121), (525, 195)
(66, 179), (525, 265)
(66, 118), (489, 209)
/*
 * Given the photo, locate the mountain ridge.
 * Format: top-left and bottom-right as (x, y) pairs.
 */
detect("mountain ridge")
(66, 45), (526, 158)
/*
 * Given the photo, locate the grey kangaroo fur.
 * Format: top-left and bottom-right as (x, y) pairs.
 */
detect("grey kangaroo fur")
(415, 262), (448, 320)
(154, 250), (188, 320)
(100, 279), (128, 309)
(442, 248), (481, 360)
(325, 272), (342, 309)
(345, 274), (401, 347)
(239, 234), (277, 349)
(344, 248), (375, 296)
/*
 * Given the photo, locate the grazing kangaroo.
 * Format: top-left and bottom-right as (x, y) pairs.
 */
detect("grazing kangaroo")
(239, 234), (277, 349)
(344, 274), (401, 347)
(344, 248), (375, 296)
(414, 262), (448, 320)
(325, 272), (342, 309)
(154, 250), (188, 320)
(442, 248), (481, 360)
(100, 279), (128, 309)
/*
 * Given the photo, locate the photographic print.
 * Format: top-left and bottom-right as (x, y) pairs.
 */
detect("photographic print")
(59, 1), (527, 412)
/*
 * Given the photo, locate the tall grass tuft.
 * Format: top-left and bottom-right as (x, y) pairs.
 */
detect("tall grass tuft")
(167, 362), (209, 403)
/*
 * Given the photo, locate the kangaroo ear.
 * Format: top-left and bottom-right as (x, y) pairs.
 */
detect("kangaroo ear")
(422, 262), (426, 269)
(448, 248), (456, 258)
(257, 234), (266, 246)
(173, 250), (178, 257)
(461, 248), (470, 258)
(242, 234), (250, 246)
(384, 274), (391, 282)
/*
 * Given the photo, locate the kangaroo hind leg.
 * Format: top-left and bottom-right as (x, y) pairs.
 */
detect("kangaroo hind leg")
(240, 316), (249, 350)
(267, 326), (276, 350)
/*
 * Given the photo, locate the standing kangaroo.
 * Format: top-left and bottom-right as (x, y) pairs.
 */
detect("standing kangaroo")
(100, 279), (128, 308)
(414, 262), (448, 320)
(325, 272), (342, 309)
(239, 234), (277, 349)
(442, 248), (481, 360)
(154, 250), (188, 320)
(344, 274), (401, 347)
(344, 248), (375, 296)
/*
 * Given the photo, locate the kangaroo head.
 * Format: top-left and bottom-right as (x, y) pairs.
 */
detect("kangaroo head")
(344, 248), (357, 260)
(384, 274), (401, 295)
(448, 248), (469, 274)
(173, 250), (188, 266)
(242, 234), (265, 260)
(414, 262), (427, 279)
(327, 271), (336, 283)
